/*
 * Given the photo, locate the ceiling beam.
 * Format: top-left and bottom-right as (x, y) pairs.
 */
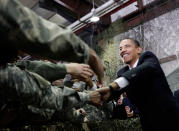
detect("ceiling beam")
(39, 0), (77, 22)
(137, 0), (143, 10)
(125, 0), (179, 29)
(85, 0), (179, 43)
(53, 0), (93, 18)
(74, 0), (136, 34)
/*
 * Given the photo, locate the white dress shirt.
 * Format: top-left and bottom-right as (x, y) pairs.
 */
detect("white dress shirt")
(114, 59), (139, 90)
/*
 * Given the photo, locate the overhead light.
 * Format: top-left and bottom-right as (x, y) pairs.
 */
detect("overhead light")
(68, 0), (129, 32)
(90, 1), (99, 23)
(90, 8), (99, 22)
(90, 15), (99, 22)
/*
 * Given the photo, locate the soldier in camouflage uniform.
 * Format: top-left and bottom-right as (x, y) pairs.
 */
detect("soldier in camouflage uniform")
(16, 60), (114, 123)
(0, 0), (105, 126)
(16, 60), (94, 83)
(14, 60), (95, 123)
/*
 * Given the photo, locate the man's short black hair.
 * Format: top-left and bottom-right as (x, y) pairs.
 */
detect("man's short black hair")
(123, 38), (141, 47)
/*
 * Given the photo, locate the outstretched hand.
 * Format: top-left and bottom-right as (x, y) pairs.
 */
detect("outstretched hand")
(88, 91), (103, 106)
(65, 63), (94, 79)
(88, 49), (106, 84)
(96, 87), (111, 101)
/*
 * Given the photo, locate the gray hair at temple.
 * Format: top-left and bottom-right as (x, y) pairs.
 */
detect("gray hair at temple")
(122, 38), (142, 48)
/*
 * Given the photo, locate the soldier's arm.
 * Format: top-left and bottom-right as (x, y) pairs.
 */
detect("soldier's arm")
(0, 0), (89, 63)
(0, 65), (102, 112)
(16, 60), (67, 82)
(0, 0), (105, 84)
(28, 105), (86, 123)
(16, 60), (94, 83)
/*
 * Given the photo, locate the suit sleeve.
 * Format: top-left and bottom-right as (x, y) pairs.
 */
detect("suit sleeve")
(0, 0), (89, 63)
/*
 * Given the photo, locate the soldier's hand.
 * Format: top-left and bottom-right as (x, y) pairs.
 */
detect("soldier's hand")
(125, 106), (134, 117)
(88, 91), (103, 106)
(77, 108), (86, 116)
(65, 63), (94, 79)
(96, 87), (111, 101)
(72, 76), (94, 89)
(88, 49), (106, 84)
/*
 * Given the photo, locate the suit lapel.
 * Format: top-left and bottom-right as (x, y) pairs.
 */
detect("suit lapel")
(117, 52), (147, 78)
(117, 66), (129, 78)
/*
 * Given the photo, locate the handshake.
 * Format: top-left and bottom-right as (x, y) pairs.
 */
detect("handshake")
(87, 82), (120, 106)
(65, 48), (121, 106)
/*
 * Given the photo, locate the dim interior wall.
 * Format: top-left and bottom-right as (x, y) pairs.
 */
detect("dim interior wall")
(114, 7), (179, 76)
(142, 0), (155, 6)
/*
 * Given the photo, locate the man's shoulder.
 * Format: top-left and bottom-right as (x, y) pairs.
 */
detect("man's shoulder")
(141, 51), (155, 57)
(138, 51), (160, 67)
(140, 51), (158, 60)
(116, 66), (129, 78)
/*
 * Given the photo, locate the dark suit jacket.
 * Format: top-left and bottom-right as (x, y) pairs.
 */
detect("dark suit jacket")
(174, 89), (179, 104)
(115, 51), (179, 130)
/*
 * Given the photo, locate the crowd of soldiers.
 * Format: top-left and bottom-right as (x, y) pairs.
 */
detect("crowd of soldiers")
(0, 0), (116, 127)
(2, 1), (178, 131)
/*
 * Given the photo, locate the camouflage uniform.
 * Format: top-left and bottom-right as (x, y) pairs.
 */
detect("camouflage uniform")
(62, 76), (114, 122)
(16, 60), (67, 82)
(0, 0), (92, 124)
(16, 60), (114, 122)
(83, 102), (114, 122)
(0, 0), (89, 63)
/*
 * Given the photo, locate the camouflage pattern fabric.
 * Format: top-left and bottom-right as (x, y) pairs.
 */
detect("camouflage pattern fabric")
(73, 81), (88, 92)
(83, 102), (114, 122)
(0, 0), (89, 63)
(0, 118), (142, 131)
(0, 0), (93, 125)
(17, 60), (111, 123)
(63, 78), (114, 122)
(0, 63), (89, 124)
(27, 105), (85, 123)
(0, 0), (113, 126)
(16, 60), (67, 82)
(15, 60), (90, 122)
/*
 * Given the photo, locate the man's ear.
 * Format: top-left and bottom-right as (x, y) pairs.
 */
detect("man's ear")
(137, 47), (142, 55)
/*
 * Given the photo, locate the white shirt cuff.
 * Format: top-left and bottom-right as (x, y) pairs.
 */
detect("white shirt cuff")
(114, 77), (129, 89)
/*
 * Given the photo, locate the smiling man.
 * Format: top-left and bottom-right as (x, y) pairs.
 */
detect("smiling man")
(97, 38), (179, 131)
(119, 39), (142, 68)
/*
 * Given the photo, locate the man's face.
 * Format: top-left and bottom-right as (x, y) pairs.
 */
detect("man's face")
(119, 39), (142, 67)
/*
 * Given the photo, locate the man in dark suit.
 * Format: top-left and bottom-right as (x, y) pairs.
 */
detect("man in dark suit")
(97, 38), (179, 131)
